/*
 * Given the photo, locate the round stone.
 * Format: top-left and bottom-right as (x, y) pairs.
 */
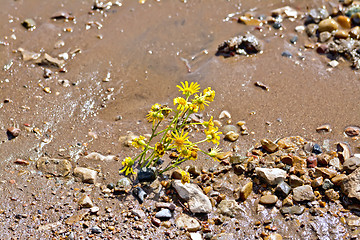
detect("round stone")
(350, 26), (360, 39)
(264, 233), (283, 240)
(334, 30), (349, 39)
(351, 13), (360, 25)
(259, 195), (278, 205)
(318, 19), (339, 33)
(337, 15), (351, 29)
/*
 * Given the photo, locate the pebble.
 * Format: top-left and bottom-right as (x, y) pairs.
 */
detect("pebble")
(319, 31), (332, 42)
(307, 156), (317, 168)
(222, 125), (238, 135)
(290, 36), (298, 44)
(343, 157), (360, 173)
(217, 200), (242, 217)
(325, 189), (339, 201)
(331, 174), (347, 185)
(7, 127), (21, 139)
(322, 179), (334, 190)
(350, 26), (360, 40)
(344, 126), (360, 137)
(280, 205), (305, 215)
(73, 167), (97, 184)
(261, 139), (278, 153)
(175, 213), (200, 232)
(312, 144), (322, 154)
(155, 209), (172, 219)
(292, 185), (316, 202)
(273, 22), (282, 29)
(238, 16), (262, 26)
(22, 18), (36, 29)
(151, 217), (161, 227)
(78, 195), (94, 208)
(132, 209), (146, 220)
(259, 195), (278, 205)
(328, 60), (339, 68)
(239, 182), (253, 201)
(14, 159), (30, 165)
(264, 233), (282, 240)
(316, 124), (331, 132)
(219, 110), (231, 119)
(337, 142), (351, 162)
(256, 167), (287, 185)
(337, 15), (351, 29)
(275, 181), (291, 197)
(91, 225), (102, 234)
(334, 30), (349, 39)
(190, 232), (202, 240)
(308, 8), (329, 23)
(289, 175), (304, 187)
(318, 19), (339, 33)
(281, 51), (292, 58)
(90, 206), (99, 213)
(132, 187), (147, 203)
(351, 12), (360, 25)
(225, 131), (239, 142)
(115, 177), (132, 192)
(137, 167), (156, 182)
(311, 176), (324, 188)
(306, 24), (319, 37)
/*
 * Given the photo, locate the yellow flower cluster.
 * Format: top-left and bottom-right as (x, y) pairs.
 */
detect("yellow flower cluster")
(120, 81), (223, 177)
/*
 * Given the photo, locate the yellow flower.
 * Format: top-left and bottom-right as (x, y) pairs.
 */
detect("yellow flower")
(179, 146), (191, 159)
(132, 136), (147, 150)
(177, 81), (200, 96)
(173, 97), (189, 111)
(203, 87), (215, 102)
(119, 157), (135, 175)
(208, 146), (222, 162)
(170, 129), (191, 151)
(203, 116), (214, 129)
(192, 94), (209, 111)
(188, 103), (199, 113)
(205, 126), (222, 145)
(161, 105), (172, 118)
(180, 169), (190, 184)
(189, 146), (198, 160)
(154, 142), (165, 157)
(151, 103), (162, 112)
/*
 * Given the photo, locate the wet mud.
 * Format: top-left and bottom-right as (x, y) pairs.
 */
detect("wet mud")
(0, 0), (359, 239)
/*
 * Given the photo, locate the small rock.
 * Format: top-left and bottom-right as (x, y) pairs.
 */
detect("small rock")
(38, 53), (65, 68)
(308, 8), (329, 23)
(280, 205), (305, 215)
(14, 159), (30, 165)
(322, 179), (334, 190)
(319, 31), (332, 42)
(91, 226), (102, 234)
(151, 217), (161, 227)
(131, 209), (146, 220)
(255, 167), (287, 185)
(175, 213), (200, 232)
(78, 195), (94, 208)
(238, 16), (262, 26)
(342, 168), (360, 201)
(343, 157), (360, 173)
(306, 23), (319, 37)
(171, 169), (183, 180)
(273, 22), (282, 29)
(307, 155), (317, 168)
(311, 176), (324, 188)
(115, 177), (132, 192)
(260, 139), (278, 153)
(331, 174), (347, 185)
(318, 18), (339, 33)
(90, 206), (99, 214)
(316, 124), (331, 132)
(289, 175), (304, 187)
(225, 131), (239, 142)
(350, 27), (360, 40)
(312, 144), (322, 154)
(7, 127), (21, 139)
(212, 233), (236, 240)
(132, 187), (147, 203)
(230, 154), (246, 164)
(334, 30), (349, 39)
(190, 232), (202, 240)
(239, 182), (253, 201)
(65, 209), (89, 225)
(281, 51), (292, 58)
(73, 167), (97, 184)
(22, 18), (36, 30)
(36, 157), (72, 177)
(293, 185), (316, 202)
(221, 125), (238, 135)
(217, 200), (242, 217)
(275, 181), (291, 197)
(219, 110), (231, 119)
(315, 167), (337, 179)
(328, 60), (339, 68)
(155, 209), (172, 219)
(337, 15), (351, 29)
(271, 6), (298, 18)
(259, 195), (278, 205)
(345, 126), (360, 137)
(172, 180), (212, 214)
(337, 142), (351, 163)
(329, 158), (342, 171)
(290, 36), (298, 44)
(325, 189), (339, 201)
(264, 233), (282, 240)
(137, 167), (156, 182)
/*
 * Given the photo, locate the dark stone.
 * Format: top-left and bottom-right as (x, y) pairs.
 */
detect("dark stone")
(132, 187), (147, 203)
(281, 51), (292, 58)
(273, 22), (282, 29)
(322, 179), (334, 190)
(22, 18), (36, 29)
(91, 226), (102, 234)
(317, 44), (329, 54)
(137, 167), (156, 182)
(290, 36), (298, 44)
(275, 181), (291, 198)
(312, 144), (322, 154)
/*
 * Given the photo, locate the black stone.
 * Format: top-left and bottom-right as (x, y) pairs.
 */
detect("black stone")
(107, 183), (115, 190)
(281, 51), (292, 58)
(312, 144), (322, 154)
(273, 22), (282, 29)
(290, 36), (298, 44)
(91, 226), (102, 234)
(133, 187), (147, 203)
(137, 167), (156, 182)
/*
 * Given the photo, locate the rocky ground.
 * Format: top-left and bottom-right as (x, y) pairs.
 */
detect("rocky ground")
(1, 0), (360, 239)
